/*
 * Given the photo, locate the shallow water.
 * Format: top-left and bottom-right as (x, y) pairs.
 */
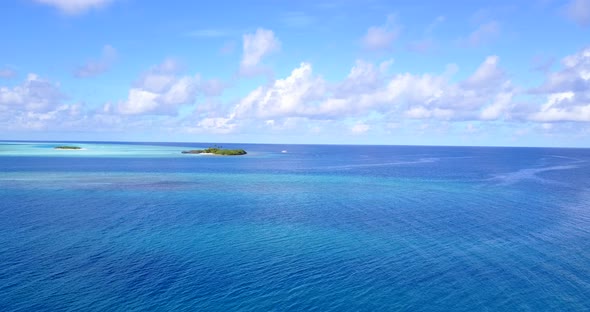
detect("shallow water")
(1, 142), (589, 311)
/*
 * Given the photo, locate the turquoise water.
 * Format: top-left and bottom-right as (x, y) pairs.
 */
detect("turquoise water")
(1, 141), (590, 311)
(0, 142), (207, 157)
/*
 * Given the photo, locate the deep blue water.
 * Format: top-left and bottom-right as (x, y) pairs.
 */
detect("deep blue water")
(1, 142), (590, 311)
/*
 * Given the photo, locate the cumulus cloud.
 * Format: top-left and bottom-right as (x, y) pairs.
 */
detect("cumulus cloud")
(480, 92), (514, 120)
(0, 80), (160, 136)
(529, 92), (590, 122)
(117, 59), (196, 115)
(564, 0), (590, 27)
(462, 56), (506, 89)
(33, 0), (113, 15)
(362, 14), (400, 51)
(117, 89), (160, 115)
(530, 47), (590, 122)
(533, 47), (590, 93)
(116, 59), (226, 115)
(74, 45), (117, 78)
(0, 74), (83, 131)
(240, 28), (281, 72)
(375, 56), (512, 121)
(336, 59), (392, 95)
(233, 62), (325, 119)
(195, 55), (515, 133)
(0, 73), (64, 112)
(196, 116), (237, 134)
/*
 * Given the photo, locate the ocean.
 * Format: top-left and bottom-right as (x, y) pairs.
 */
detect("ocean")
(1, 141), (589, 311)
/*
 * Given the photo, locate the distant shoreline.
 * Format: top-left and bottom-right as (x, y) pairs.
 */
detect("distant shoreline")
(0, 139), (585, 149)
(182, 147), (247, 156)
(54, 146), (83, 150)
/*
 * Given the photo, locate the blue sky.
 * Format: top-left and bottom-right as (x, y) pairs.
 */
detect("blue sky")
(1, 0), (590, 146)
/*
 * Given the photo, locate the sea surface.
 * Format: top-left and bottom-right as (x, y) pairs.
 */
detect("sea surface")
(1, 141), (589, 311)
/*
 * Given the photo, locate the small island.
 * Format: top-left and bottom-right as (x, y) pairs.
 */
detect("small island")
(182, 146), (247, 156)
(54, 145), (82, 150)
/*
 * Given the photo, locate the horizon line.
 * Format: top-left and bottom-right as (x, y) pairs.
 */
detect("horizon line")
(0, 139), (588, 150)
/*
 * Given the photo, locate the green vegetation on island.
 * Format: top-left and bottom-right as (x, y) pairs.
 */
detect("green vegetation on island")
(182, 145), (247, 156)
(54, 145), (82, 150)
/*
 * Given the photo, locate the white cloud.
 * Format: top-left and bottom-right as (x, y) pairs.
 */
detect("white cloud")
(160, 76), (197, 106)
(337, 59), (391, 94)
(362, 15), (400, 51)
(34, 0), (113, 15)
(462, 56), (505, 88)
(0, 73), (64, 112)
(74, 45), (117, 78)
(0, 67), (222, 132)
(530, 47), (590, 122)
(357, 57), (512, 120)
(196, 116), (237, 134)
(388, 57), (511, 121)
(240, 28), (281, 71)
(0, 74), (84, 131)
(405, 106), (432, 119)
(404, 106), (454, 120)
(135, 59), (180, 93)
(197, 55), (514, 134)
(480, 92), (514, 120)
(233, 62), (325, 119)
(533, 47), (590, 93)
(117, 59), (225, 115)
(118, 89), (160, 115)
(530, 91), (590, 122)
(564, 0), (590, 27)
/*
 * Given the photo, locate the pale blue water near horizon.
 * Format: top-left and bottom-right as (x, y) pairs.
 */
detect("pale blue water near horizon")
(1, 141), (590, 311)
